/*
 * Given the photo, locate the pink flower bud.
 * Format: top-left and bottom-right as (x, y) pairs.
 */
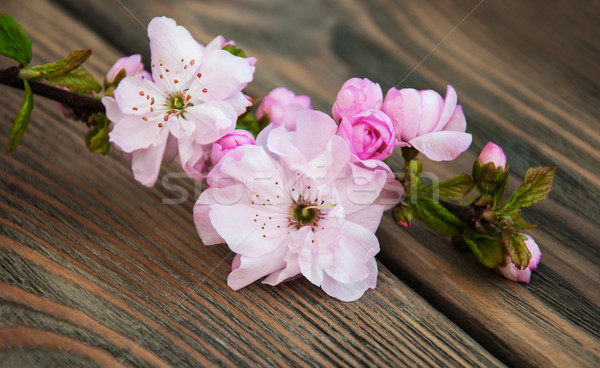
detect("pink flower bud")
(382, 85), (472, 161)
(337, 109), (396, 161)
(332, 78), (383, 123)
(498, 235), (541, 283)
(256, 87), (312, 130)
(106, 54), (150, 83)
(478, 142), (507, 169)
(210, 130), (256, 165)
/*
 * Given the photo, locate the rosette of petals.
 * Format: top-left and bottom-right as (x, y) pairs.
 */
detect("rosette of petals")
(256, 87), (312, 130)
(194, 110), (398, 301)
(103, 16), (256, 186)
(332, 78), (383, 123)
(211, 129), (256, 165)
(337, 109), (396, 161)
(382, 85), (472, 161)
(498, 235), (541, 283)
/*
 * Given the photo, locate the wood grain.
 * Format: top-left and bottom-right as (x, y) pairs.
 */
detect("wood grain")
(0, 0), (508, 367)
(47, 0), (600, 367)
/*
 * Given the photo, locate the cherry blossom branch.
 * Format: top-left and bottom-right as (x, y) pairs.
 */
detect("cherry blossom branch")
(0, 66), (105, 120)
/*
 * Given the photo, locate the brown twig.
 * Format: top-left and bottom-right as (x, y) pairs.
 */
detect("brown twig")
(0, 66), (105, 121)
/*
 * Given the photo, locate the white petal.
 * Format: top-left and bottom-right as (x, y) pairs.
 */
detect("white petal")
(148, 17), (203, 91)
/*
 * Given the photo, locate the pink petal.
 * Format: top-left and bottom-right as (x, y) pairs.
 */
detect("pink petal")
(323, 222), (379, 284)
(442, 105), (467, 132)
(192, 36), (255, 100)
(498, 257), (532, 283)
(184, 101), (237, 144)
(321, 258), (378, 302)
(297, 227), (325, 285)
(346, 205), (386, 233)
(109, 113), (168, 152)
(434, 85), (458, 132)
(417, 90), (443, 135)
(130, 141), (168, 187)
(162, 133), (178, 163)
(148, 17), (203, 91)
(209, 200), (288, 257)
(227, 246), (288, 290)
(398, 89), (422, 141)
(113, 76), (163, 115)
(224, 92), (253, 117)
(409, 130), (472, 161)
(194, 187), (226, 245)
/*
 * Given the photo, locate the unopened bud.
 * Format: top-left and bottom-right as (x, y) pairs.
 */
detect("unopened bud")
(392, 202), (412, 228)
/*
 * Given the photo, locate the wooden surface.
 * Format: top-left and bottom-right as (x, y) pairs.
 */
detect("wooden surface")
(1, 0), (599, 367)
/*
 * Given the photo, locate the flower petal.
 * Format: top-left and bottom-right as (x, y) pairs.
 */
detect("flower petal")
(194, 187), (226, 245)
(184, 101), (237, 144)
(417, 90), (443, 135)
(113, 76), (164, 115)
(443, 105), (467, 132)
(191, 36), (255, 101)
(148, 17), (203, 91)
(322, 222), (379, 284)
(434, 85), (458, 132)
(321, 258), (378, 302)
(397, 88), (422, 141)
(227, 246), (288, 290)
(409, 130), (472, 161)
(130, 140), (169, 187)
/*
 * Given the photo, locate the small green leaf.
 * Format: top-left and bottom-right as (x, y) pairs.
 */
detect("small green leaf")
(7, 80), (33, 151)
(410, 194), (463, 237)
(505, 166), (556, 211)
(222, 44), (246, 57)
(422, 173), (474, 200)
(46, 66), (101, 93)
(463, 228), (504, 268)
(492, 166), (510, 206)
(26, 49), (91, 80)
(237, 113), (260, 137)
(512, 217), (539, 230)
(85, 114), (110, 154)
(501, 229), (531, 269)
(0, 14), (32, 66)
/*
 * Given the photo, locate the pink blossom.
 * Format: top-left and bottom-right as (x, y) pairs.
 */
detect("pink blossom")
(382, 85), (472, 161)
(478, 141), (507, 169)
(195, 110), (401, 301)
(332, 78), (383, 123)
(106, 54), (152, 83)
(211, 129), (255, 165)
(255, 87), (312, 130)
(337, 109), (396, 160)
(498, 235), (541, 283)
(102, 17), (255, 186)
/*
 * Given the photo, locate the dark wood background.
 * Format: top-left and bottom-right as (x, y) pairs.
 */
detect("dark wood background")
(1, 0), (598, 366)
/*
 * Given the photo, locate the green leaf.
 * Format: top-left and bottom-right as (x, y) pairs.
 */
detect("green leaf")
(512, 217), (539, 230)
(422, 173), (474, 200)
(505, 166), (556, 211)
(46, 66), (101, 93)
(0, 14), (32, 66)
(222, 44), (246, 57)
(410, 194), (464, 237)
(7, 80), (33, 151)
(463, 228), (504, 268)
(85, 114), (110, 154)
(25, 49), (91, 80)
(501, 229), (531, 269)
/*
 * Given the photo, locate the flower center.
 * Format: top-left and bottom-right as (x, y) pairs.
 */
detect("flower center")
(167, 91), (191, 112)
(292, 203), (318, 226)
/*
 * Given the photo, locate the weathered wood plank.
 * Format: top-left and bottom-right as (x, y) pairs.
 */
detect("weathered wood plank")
(0, 0), (505, 367)
(46, 0), (600, 366)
